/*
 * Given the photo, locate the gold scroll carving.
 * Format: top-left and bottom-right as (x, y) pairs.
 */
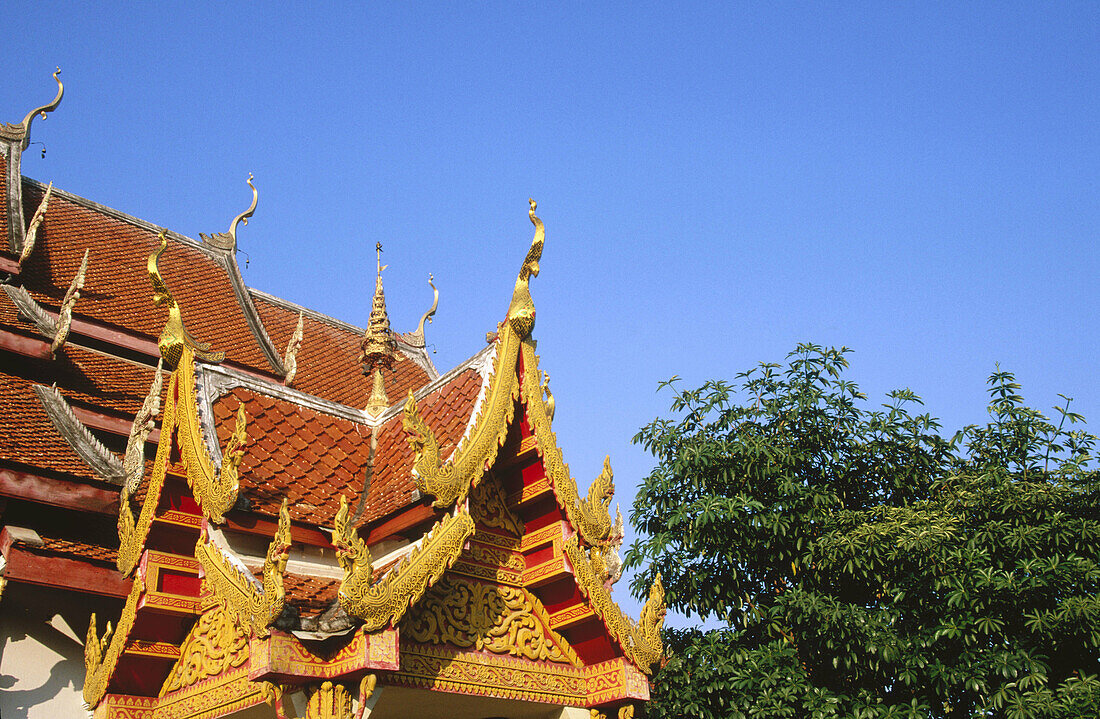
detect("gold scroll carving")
(304, 681), (354, 719)
(563, 536), (665, 674)
(520, 341), (616, 548)
(402, 575), (581, 667)
(175, 345), (244, 523)
(159, 605), (249, 696)
(117, 368), (179, 576)
(334, 506), (475, 631)
(470, 472), (523, 536)
(83, 579), (144, 707)
(196, 499), (291, 637)
(149, 230), (226, 366)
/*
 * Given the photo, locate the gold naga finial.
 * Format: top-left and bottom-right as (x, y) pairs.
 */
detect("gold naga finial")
(51, 247), (88, 354)
(200, 174), (257, 252)
(148, 231), (225, 366)
(361, 242), (397, 417)
(282, 311), (304, 387)
(506, 199), (544, 338)
(2, 67), (63, 150)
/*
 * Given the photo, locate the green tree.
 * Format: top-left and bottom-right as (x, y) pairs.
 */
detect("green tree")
(625, 345), (1100, 719)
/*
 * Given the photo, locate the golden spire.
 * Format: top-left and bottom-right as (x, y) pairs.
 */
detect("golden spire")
(148, 231), (225, 366)
(2, 67), (63, 150)
(360, 243), (397, 417)
(200, 174), (257, 252)
(506, 199), (544, 338)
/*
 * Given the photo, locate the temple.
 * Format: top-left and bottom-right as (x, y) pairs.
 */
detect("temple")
(0, 72), (664, 718)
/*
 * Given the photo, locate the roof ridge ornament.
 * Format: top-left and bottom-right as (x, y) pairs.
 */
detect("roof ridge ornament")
(282, 311), (304, 387)
(1, 67), (63, 150)
(149, 230), (226, 366)
(404, 274), (438, 348)
(51, 248), (89, 355)
(20, 181), (53, 266)
(506, 199), (544, 339)
(201, 174), (257, 252)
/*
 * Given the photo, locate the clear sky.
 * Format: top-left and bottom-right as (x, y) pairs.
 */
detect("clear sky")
(5, 3), (1098, 621)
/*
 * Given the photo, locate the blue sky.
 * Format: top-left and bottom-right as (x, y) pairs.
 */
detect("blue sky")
(6, 3), (1098, 621)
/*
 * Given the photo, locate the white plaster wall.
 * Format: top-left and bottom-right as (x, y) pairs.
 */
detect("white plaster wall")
(0, 583), (119, 719)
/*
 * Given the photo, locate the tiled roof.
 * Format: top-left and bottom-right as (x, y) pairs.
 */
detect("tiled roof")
(282, 572), (341, 616)
(208, 366), (483, 529)
(252, 294), (433, 408)
(16, 181), (276, 372)
(364, 367), (483, 522)
(211, 386), (372, 526)
(0, 153), (8, 247)
(0, 364), (99, 481)
(38, 535), (118, 564)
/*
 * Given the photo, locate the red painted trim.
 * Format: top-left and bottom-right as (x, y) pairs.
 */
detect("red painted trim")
(0, 466), (119, 513)
(2, 544), (132, 598)
(225, 511), (331, 547)
(71, 404), (161, 443)
(364, 502), (439, 545)
(0, 256), (20, 274)
(0, 328), (51, 359)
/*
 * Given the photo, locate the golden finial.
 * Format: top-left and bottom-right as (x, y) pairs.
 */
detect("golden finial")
(283, 311), (304, 387)
(51, 248), (89, 354)
(148, 231), (225, 365)
(20, 182), (53, 266)
(360, 243), (396, 417)
(3, 67), (63, 150)
(200, 174), (257, 252)
(506, 199), (544, 338)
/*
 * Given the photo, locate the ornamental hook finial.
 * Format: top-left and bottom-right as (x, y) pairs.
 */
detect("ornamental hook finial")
(410, 273), (439, 345)
(506, 199), (544, 338)
(148, 231), (225, 365)
(199, 174), (257, 253)
(228, 173), (257, 246)
(14, 67), (63, 151)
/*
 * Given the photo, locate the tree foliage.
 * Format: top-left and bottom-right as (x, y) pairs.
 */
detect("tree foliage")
(625, 345), (1100, 719)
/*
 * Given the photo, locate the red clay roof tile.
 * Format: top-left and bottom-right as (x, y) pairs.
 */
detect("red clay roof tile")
(16, 182), (275, 372)
(252, 295), (432, 409)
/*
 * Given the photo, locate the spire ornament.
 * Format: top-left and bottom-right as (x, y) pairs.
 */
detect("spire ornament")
(149, 231), (225, 366)
(51, 248), (88, 354)
(360, 243), (397, 417)
(20, 182), (52, 266)
(1, 67), (63, 150)
(200, 174), (257, 252)
(506, 199), (544, 338)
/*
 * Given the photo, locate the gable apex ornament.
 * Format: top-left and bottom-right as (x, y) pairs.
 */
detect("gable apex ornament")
(201, 174), (258, 252)
(506, 199), (544, 339)
(149, 231), (225, 366)
(1, 67), (63, 149)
